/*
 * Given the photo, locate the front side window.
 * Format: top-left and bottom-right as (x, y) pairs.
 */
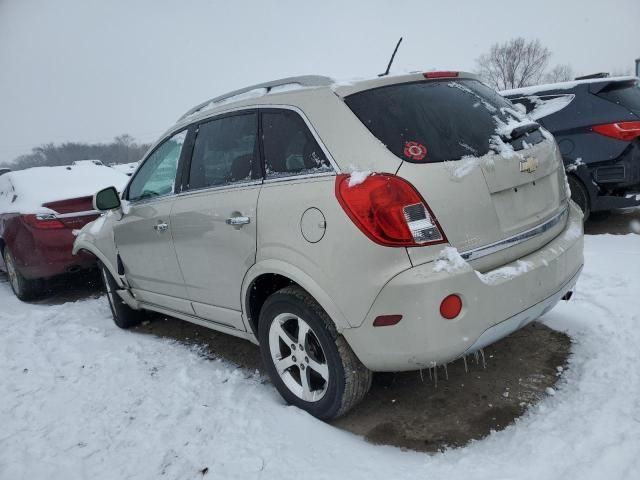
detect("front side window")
(262, 110), (332, 178)
(128, 130), (187, 201)
(187, 113), (258, 190)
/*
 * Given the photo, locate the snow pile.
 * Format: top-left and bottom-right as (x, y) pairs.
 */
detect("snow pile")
(1, 235), (640, 479)
(0, 164), (129, 215)
(348, 170), (372, 187)
(443, 155), (482, 179)
(566, 157), (585, 172)
(433, 246), (469, 273)
(476, 260), (533, 285)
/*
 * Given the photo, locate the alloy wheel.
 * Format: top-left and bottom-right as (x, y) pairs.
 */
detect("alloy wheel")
(268, 313), (330, 402)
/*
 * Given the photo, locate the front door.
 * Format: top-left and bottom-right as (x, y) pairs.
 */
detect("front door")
(114, 129), (190, 313)
(171, 112), (260, 330)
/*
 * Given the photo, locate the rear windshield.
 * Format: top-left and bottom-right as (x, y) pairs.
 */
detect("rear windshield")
(597, 80), (640, 117)
(345, 79), (541, 163)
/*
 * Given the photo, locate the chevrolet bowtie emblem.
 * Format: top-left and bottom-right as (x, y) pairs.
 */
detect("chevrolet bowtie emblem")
(519, 157), (539, 173)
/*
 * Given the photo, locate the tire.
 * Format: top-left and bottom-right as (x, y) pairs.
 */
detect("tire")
(99, 263), (143, 329)
(2, 247), (44, 301)
(258, 285), (372, 420)
(567, 175), (590, 222)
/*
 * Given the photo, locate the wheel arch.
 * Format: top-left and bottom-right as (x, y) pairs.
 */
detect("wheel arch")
(242, 260), (351, 338)
(73, 238), (123, 289)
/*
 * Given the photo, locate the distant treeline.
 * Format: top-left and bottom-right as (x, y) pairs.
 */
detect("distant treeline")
(2, 134), (152, 171)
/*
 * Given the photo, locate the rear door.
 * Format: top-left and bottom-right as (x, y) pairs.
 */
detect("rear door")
(345, 78), (568, 269)
(170, 111), (260, 330)
(114, 129), (191, 312)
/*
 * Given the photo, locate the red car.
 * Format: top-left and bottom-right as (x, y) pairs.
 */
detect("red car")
(0, 164), (128, 300)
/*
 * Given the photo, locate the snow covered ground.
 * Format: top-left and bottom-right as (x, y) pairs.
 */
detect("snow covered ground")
(1, 235), (639, 480)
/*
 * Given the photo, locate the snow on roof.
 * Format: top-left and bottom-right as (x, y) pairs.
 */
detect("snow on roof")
(110, 161), (140, 176)
(0, 163), (129, 215)
(501, 76), (639, 97)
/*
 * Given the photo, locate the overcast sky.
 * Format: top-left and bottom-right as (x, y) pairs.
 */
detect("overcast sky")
(1, 0), (639, 164)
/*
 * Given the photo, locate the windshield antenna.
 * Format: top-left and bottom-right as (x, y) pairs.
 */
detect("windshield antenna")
(379, 37), (403, 77)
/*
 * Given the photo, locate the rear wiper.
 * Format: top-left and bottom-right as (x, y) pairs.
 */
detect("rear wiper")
(503, 122), (540, 141)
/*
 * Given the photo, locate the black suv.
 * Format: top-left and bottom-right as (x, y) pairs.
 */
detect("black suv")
(502, 76), (640, 220)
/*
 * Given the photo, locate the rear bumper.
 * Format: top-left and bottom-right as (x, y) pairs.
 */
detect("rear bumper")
(342, 202), (584, 372)
(8, 227), (96, 280)
(462, 265), (580, 355)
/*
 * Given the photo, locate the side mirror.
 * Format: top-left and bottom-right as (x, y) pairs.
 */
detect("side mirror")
(94, 186), (121, 211)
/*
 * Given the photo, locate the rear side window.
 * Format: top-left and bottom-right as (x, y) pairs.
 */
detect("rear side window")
(188, 113), (258, 190)
(262, 110), (332, 178)
(597, 80), (640, 117)
(345, 79), (538, 163)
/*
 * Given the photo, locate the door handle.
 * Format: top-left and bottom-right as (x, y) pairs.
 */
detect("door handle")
(154, 222), (169, 232)
(225, 216), (250, 226)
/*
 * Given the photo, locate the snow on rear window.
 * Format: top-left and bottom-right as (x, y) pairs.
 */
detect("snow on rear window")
(0, 164), (129, 215)
(344, 79), (542, 164)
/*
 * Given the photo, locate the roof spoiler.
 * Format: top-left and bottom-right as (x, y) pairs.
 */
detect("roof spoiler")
(588, 76), (639, 95)
(575, 72), (610, 80)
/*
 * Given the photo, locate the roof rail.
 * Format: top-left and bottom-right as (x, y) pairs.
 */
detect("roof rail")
(178, 75), (333, 122)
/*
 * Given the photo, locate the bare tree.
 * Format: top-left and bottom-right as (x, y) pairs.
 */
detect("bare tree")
(544, 64), (573, 83)
(476, 38), (552, 90)
(0, 136), (152, 171)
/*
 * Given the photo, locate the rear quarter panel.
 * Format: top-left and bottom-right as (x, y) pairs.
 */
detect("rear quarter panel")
(253, 175), (413, 329)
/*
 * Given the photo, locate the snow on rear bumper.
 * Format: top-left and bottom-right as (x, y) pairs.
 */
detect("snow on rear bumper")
(342, 202), (584, 372)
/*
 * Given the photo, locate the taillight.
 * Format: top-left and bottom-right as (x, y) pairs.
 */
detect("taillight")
(423, 71), (459, 79)
(592, 121), (640, 141)
(22, 214), (65, 230)
(335, 173), (446, 247)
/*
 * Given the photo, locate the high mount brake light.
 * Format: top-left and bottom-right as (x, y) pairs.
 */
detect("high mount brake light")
(423, 71), (459, 79)
(592, 121), (640, 142)
(335, 173), (447, 247)
(22, 214), (65, 230)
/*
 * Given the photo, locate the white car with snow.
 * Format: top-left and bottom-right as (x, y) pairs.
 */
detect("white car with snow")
(73, 72), (584, 419)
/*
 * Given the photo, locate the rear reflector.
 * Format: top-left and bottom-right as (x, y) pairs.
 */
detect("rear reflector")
(440, 294), (462, 319)
(22, 214), (66, 230)
(335, 173), (446, 247)
(592, 121), (640, 142)
(423, 71), (459, 79)
(373, 315), (403, 327)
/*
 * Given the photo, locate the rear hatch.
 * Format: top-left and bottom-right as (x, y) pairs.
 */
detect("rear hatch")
(344, 75), (568, 270)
